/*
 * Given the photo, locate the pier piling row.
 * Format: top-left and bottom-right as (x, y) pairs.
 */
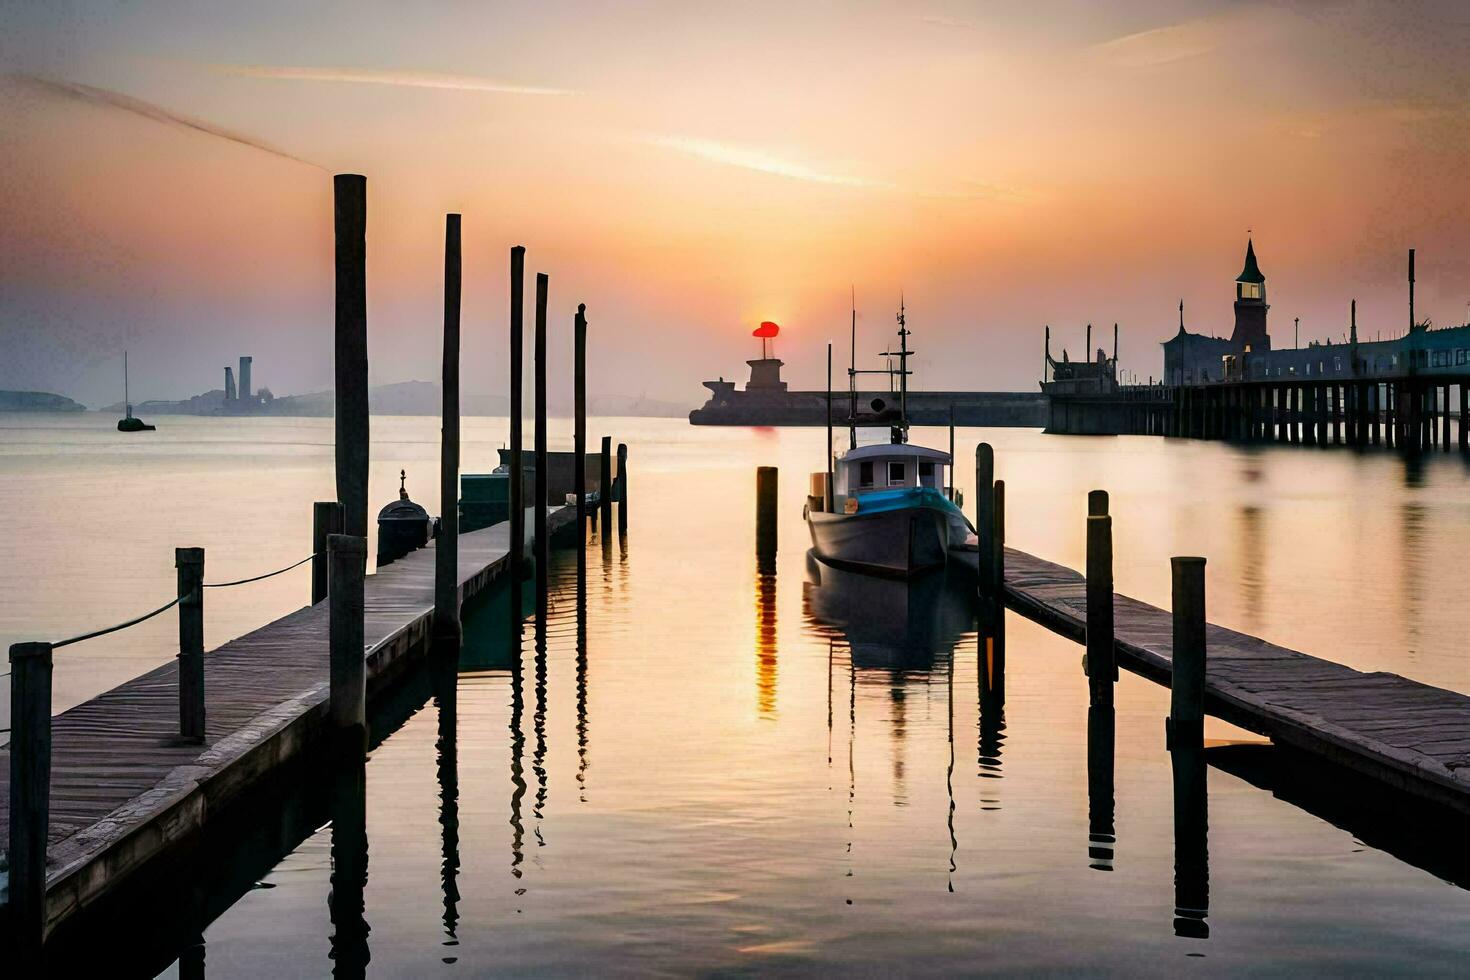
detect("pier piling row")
(965, 441), (1470, 816)
(1048, 376), (1470, 454)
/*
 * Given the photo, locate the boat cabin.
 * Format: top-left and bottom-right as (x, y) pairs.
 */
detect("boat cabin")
(834, 443), (953, 499)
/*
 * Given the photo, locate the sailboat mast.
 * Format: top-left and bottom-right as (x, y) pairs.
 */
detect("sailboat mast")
(124, 349), (130, 417)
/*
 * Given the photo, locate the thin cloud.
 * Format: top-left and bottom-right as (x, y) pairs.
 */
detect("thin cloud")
(216, 64), (576, 96)
(11, 73), (318, 167)
(647, 134), (889, 189)
(1091, 20), (1219, 69)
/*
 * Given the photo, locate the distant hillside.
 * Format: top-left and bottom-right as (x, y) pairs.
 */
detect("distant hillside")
(0, 390), (86, 412)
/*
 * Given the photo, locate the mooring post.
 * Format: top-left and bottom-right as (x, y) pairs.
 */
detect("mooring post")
(176, 546), (206, 742)
(575, 304), (588, 557)
(1461, 382), (1468, 451)
(534, 273), (550, 614)
(334, 174), (370, 542)
(328, 533), (367, 738)
(617, 442), (629, 536)
(992, 479), (1006, 590)
(312, 501), (343, 604)
(600, 435), (613, 526)
(975, 443), (995, 594)
(1168, 556), (1207, 750)
(509, 246), (526, 627)
(1086, 501), (1115, 707)
(9, 640), (53, 956)
(435, 213), (463, 646)
(756, 465), (778, 571)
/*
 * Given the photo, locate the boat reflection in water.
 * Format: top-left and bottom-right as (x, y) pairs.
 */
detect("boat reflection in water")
(803, 550), (975, 670)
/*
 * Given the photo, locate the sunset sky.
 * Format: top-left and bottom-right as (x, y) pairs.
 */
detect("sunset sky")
(2, 1), (1468, 407)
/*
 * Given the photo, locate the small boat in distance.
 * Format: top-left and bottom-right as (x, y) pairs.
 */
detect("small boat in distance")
(805, 302), (973, 577)
(117, 350), (155, 432)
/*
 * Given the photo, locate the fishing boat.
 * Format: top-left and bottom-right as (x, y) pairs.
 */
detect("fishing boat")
(117, 350), (155, 432)
(804, 303), (973, 577)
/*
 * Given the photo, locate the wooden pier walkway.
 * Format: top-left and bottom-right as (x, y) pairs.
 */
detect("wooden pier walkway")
(958, 546), (1470, 814)
(0, 506), (574, 937)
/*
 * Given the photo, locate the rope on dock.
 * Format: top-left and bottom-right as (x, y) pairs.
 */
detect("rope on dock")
(203, 551), (319, 589)
(52, 596), (183, 649)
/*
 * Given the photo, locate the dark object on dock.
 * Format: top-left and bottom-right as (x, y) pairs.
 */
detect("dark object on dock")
(435, 213), (462, 644)
(1085, 492), (1115, 706)
(460, 473), (510, 533)
(376, 470), (432, 568)
(335, 174), (370, 540)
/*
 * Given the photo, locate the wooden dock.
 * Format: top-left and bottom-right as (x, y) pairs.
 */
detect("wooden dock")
(0, 506), (574, 938)
(956, 545), (1470, 814)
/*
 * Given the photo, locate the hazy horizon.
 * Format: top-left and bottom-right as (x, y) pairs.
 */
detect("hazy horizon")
(3, 1), (1468, 407)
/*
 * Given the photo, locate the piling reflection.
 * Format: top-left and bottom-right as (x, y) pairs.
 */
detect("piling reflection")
(1171, 741), (1210, 940)
(1087, 704), (1116, 871)
(328, 751), (371, 978)
(756, 567), (778, 716)
(532, 595), (550, 841)
(508, 620), (527, 881)
(432, 648), (461, 952)
(577, 531), (590, 802)
(977, 596), (1006, 794)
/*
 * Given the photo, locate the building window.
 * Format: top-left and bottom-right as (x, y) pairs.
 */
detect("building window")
(1458, 350), (1467, 366)
(887, 461), (906, 486)
(859, 461), (874, 488)
(1306, 363), (1312, 376)
(1334, 356), (1342, 372)
(919, 461), (936, 487)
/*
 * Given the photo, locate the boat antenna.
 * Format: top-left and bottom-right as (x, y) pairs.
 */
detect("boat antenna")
(898, 295), (909, 443)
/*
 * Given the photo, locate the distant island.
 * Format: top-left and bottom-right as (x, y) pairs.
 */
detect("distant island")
(0, 390), (87, 412)
(100, 380), (691, 419)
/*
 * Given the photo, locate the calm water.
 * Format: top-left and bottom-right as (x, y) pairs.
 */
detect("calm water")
(5, 414), (1470, 974)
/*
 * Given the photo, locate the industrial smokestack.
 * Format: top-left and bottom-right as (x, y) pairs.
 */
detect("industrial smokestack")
(1408, 248), (1416, 333)
(224, 366), (236, 401)
(239, 355), (253, 405)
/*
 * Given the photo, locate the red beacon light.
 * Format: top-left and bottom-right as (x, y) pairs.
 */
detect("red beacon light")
(753, 320), (779, 358)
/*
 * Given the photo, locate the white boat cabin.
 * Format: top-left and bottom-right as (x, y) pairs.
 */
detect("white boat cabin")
(834, 443), (953, 499)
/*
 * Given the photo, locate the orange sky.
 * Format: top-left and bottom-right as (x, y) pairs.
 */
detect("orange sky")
(2, 1), (1468, 406)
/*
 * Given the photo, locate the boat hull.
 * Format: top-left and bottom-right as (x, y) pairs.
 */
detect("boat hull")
(807, 506), (949, 578)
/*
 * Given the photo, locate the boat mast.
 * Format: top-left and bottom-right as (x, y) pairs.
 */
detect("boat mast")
(124, 349), (131, 419)
(897, 298), (909, 443)
(849, 287), (857, 451)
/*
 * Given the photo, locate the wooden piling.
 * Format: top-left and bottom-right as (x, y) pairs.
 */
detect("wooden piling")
(1086, 511), (1115, 706)
(616, 442), (629, 536)
(575, 304), (587, 555)
(435, 213), (462, 644)
(1168, 556), (1207, 749)
(175, 546), (205, 742)
(756, 466), (778, 571)
(975, 443), (995, 594)
(9, 640), (54, 955)
(312, 501), (343, 604)
(992, 479), (1006, 588)
(333, 174), (370, 541)
(600, 435), (613, 526)
(328, 533), (367, 736)
(534, 273), (549, 613)
(509, 246), (526, 626)
(1461, 383), (1468, 451)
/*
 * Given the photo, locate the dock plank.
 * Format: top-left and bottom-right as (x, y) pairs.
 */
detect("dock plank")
(0, 506), (575, 934)
(955, 545), (1470, 811)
